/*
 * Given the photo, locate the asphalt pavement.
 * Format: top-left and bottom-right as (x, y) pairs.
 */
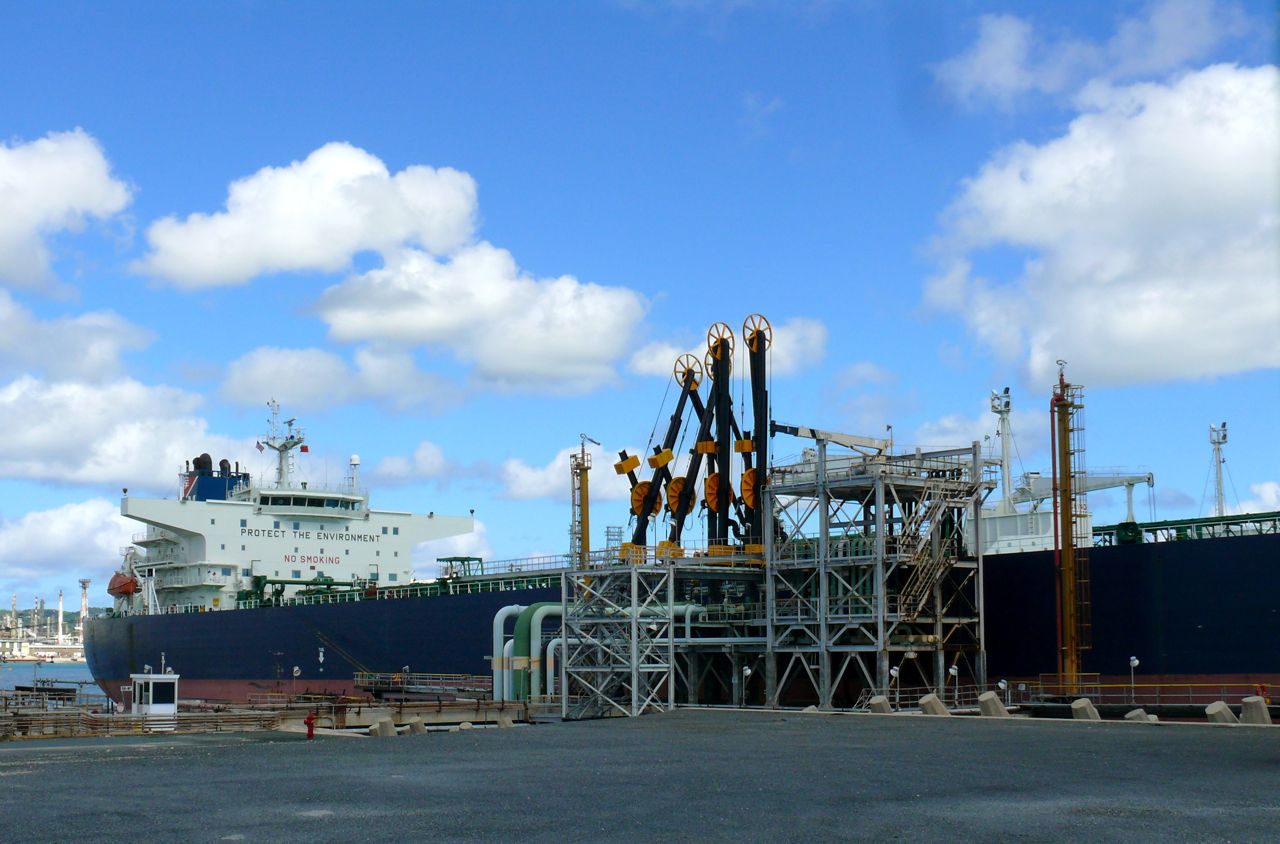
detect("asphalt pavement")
(1, 709), (1277, 843)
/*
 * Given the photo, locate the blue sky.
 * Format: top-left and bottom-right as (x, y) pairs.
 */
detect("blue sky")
(0, 0), (1276, 606)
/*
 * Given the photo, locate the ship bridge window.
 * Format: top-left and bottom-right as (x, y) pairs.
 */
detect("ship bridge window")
(308, 498), (324, 508)
(325, 499), (339, 508)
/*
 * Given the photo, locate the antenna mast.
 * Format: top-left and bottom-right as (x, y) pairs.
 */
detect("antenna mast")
(1210, 422), (1228, 518)
(263, 399), (305, 488)
(991, 387), (1014, 515)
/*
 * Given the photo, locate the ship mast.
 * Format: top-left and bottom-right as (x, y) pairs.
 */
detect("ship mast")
(1210, 422), (1228, 518)
(991, 387), (1014, 515)
(262, 399), (305, 488)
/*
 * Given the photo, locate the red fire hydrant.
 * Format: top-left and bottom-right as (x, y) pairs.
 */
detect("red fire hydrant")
(304, 710), (316, 741)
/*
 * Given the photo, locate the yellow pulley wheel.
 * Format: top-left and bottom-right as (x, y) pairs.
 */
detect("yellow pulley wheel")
(630, 481), (652, 516)
(673, 354), (703, 390)
(743, 314), (772, 352)
(741, 468), (757, 510)
(666, 477), (692, 515)
(706, 322), (734, 359)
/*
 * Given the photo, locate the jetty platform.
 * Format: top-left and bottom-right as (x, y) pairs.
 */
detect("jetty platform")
(1, 709), (1275, 842)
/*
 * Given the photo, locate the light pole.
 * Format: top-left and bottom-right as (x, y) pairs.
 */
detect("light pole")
(889, 665), (900, 709)
(998, 678), (1009, 707)
(948, 664), (959, 706)
(1129, 656), (1140, 704)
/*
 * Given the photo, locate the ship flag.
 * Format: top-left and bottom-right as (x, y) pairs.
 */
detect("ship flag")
(300, 445), (310, 453)
(256, 441), (264, 452)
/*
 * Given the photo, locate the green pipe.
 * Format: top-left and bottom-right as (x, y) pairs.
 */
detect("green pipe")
(512, 602), (558, 700)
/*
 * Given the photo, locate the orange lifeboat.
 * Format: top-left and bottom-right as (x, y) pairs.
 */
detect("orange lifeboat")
(107, 572), (140, 597)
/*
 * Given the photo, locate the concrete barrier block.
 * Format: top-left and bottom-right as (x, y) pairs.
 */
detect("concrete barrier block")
(800, 705), (819, 714)
(919, 694), (949, 716)
(495, 714), (515, 729)
(1124, 708), (1149, 722)
(458, 721), (474, 730)
(1205, 701), (1239, 725)
(868, 695), (893, 714)
(978, 691), (1009, 718)
(374, 717), (397, 737)
(1241, 696), (1272, 726)
(1071, 698), (1101, 721)
(408, 718), (428, 735)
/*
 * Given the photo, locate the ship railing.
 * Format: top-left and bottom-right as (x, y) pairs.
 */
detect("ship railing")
(153, 571), (231, 590)
(132, 528), (181, 545)
(1010, 678), (1276, 707)
(353, 672), (493, 694)
(852, 684), (987, 711)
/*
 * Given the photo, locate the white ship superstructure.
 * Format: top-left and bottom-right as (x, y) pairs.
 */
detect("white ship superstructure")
(111, 402), (471, 615)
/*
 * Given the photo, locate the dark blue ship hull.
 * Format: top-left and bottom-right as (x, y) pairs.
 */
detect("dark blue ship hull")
(984, 532), (1280, 683)
(86, 532), (1280, 703)
(85, 585), (559, 702)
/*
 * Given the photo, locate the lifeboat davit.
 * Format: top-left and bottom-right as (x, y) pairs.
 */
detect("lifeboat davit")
(107, 572), (140, 597)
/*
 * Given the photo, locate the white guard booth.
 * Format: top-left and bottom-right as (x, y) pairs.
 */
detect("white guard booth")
(128, 672), (181, 731)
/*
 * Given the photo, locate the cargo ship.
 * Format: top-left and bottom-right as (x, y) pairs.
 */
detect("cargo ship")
(86, 402), (560, 703)
(86, 398), (1280, 705)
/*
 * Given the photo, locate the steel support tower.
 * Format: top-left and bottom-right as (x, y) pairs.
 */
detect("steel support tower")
(763, 439), (990, 709)
(561, 561), (675, 719)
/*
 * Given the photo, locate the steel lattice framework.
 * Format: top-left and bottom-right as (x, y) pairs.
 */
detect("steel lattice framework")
(560, 563), (675, 719)
(762, 441), (992, 709)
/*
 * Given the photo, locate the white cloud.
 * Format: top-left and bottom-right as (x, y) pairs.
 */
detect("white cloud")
(317, 244), (648, 392)
(1234, 481), (1280, 515)
(136, 142), (477, 287)
(928, 64), (1280, 385)
(413, 520), (494, 577)
(501, 443), (633, 502)
(628, 316), (826, 379)
(768, 317), (827, 374)
(0, 377), (253, 490)
(0, 290), (151, 380)
(913, 402), (1048, 456)
(222, 345), (460, 412)
(835, 361), (892, 388)
(0, 498), (135, 595)
(0, 128), (132, 287)
(740, 91), (784, 135)
(371, 441), (448, 484)
(934, 1), (1252, 107)
(629, 341), (690, 378)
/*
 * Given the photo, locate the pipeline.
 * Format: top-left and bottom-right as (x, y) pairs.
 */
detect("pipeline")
(491, 604), (527, 701)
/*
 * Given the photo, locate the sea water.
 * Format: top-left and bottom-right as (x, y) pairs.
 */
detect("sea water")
(0, 661), (95, 690)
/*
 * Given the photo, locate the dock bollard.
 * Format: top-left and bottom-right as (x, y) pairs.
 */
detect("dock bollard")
(1070, 699), (1101, 721)
(1124, 708), (1157, 723)
(919, 694), (949, 716)
(867, 695), (893, 714)
(408, 718), (428, 735)
(373, 717), (397, 737)
(1205, 701), (1239, 725)
(1240, 697), (1272, 726)
(977, 691), (1009, 718)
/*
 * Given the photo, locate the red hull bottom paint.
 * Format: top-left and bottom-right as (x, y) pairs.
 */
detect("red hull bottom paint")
(95, 677), (371, 705)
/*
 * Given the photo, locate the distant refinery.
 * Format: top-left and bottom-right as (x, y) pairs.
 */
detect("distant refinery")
(0, 581), (92, 663)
